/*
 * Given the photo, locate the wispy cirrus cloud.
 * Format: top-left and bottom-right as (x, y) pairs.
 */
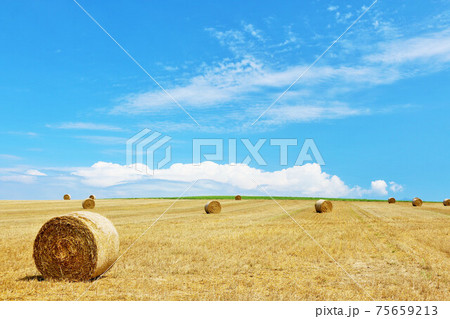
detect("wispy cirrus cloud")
(5, 131), (38, 137)
(111, 56), (397, 115)
(75, 135), (128, 145)
(47, 122), (123, 131)
(0, 167), (47, 185)
(0, 175), (37, 184)
(205, 22), (266, 57)
(25, 169), (47, 176)
(243, 23), (265, 41)
(0, 154), (22, 161)
(258, 105), (370, 126)
(109, 18), (450, 130)
(366, 29), (450, 65)
(327, 6), (339, 12)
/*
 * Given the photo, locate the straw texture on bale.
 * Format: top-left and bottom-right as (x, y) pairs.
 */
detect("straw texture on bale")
(89, 195), (96, 200)
(443, 199), (450, 206)
(204, 201), (222, 214)
(63, 194), (71, 200)
(82, 198), (96, 209)
(315, 199), (333, 213)
(388, 197), (396, 204)
(235, 195), (242, 200)
(412, 197), (423, 207)
(33, 211), (119, 281)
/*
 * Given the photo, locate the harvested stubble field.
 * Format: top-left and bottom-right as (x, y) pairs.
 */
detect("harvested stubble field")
(0, 198), (448, 301)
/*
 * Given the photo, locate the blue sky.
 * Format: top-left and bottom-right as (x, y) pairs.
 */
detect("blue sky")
(0, 0), (449, 200)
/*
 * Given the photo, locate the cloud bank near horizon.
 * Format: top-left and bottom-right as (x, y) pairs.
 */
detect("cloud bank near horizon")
(0, 161), (403, 200)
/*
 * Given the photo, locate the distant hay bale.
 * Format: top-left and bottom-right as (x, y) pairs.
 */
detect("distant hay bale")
(315, 199), (333, 213)
(443, 199), (450, 206)
(82, 198), (96, 209)
(412, 197), (423, 207)
(63, 194), (71, 200)
(388, 197), (396, 204)
(235, 195), (242, 200)
(33, 211), (119, 281)
(204, 201), (221, 214)
(89, 195), (96, 200)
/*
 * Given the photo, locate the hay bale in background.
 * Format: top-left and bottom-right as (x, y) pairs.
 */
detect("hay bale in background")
(443, 199), (450, 206)
(63, 194), (71, 200)
(204, 201), (222, 214)
(89, 195), (96, 200)
(82, 198), (96, 209)
(388, 197), (396, 204)
(235, 195), (242, 200)
(412, 197), (423, 207)
(315, 199), (333, 213)
(33, 211), (119, 281)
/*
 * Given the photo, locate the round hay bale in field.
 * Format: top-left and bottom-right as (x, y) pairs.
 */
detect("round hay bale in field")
(33, 211), (119, 281)
(63, 194), (71, 200)
(412, 197), (423, 207)
(204, 200), (221, 214)
(82, 198), (95, 209)
(235, 195), (242, 200)
(443, 199), (450, 206)
(315, 199), (333, 213)
(388, 197), (396, 204)
(89, 195), (96, 200)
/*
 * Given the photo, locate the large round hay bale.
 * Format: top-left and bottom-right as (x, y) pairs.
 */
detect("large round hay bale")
(204, 201), (221, 214)
(82, 198), (95, 209)
(315, 199), (333, 213)
(33, 211), (119, 281)
(412, 197), (423, 207)
(63, 194), (71, 200)
(89, 195), (96, 200)
(443, 199), (450, 206)
(388, 197), (396, 204)
(235, 195), (242, 200)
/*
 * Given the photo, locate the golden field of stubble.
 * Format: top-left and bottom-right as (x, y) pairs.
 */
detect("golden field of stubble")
(0, 198), (448, 300)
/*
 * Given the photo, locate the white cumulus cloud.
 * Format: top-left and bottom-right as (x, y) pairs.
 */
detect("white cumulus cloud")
(389, 181), (404, 192)
(70, 161), (400, 199)
(72, 161), (148, 187)
(370, 180), (388, 195)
